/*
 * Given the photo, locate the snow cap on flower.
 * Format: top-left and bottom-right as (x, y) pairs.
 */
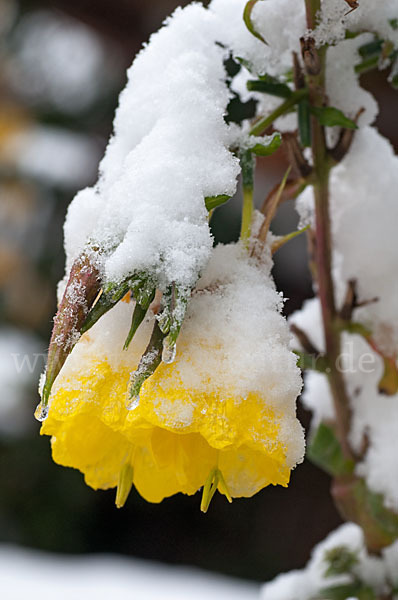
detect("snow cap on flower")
(62, 2), (241, 292)
(41, 244), (305, 506)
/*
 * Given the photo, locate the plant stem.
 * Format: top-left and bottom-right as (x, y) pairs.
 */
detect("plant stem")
(304, 0), (354, 461)
(241, 186), (254, 243)
(249, 89), (307, 136)
(240, 150), (255, 245)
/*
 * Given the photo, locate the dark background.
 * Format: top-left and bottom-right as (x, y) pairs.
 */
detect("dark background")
(0, 0), (396, 583)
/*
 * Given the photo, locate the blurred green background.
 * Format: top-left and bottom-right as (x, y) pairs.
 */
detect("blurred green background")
(0, 0), (396, 583)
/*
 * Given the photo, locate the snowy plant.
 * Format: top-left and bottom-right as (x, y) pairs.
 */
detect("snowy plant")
(37, 0), (398, 595)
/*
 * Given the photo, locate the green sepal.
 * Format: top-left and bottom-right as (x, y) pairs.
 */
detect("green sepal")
(307, 422), (355, 477)
(81, 280), (130, 335)
(311, 106), (358, 129)
(205, 195), (231, 212)
(159, 284), (190, 347)
(123, 287), (155, 351)
(249, 132), (282, 156)
(298, 98), (311, 147)
(246, 77), (292, 98)
(128, 320), (165, 400)
(243, 0), (268, 45)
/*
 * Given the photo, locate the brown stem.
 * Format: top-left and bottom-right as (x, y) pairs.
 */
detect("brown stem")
(304, 0), (354, 461)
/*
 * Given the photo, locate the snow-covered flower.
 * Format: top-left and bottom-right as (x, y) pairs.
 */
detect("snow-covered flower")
(40, 244), (304, 508)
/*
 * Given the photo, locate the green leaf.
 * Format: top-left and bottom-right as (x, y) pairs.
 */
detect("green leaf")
(243, 0), (268, 45)
(247, 77), (292, 98)
(235, 56), (256, 73)
(318, 583), (375, 600)
(250, 132), (282, 156)
(298, 99), (311, 147)
(205, 195), (231, 211)
(307, 422), (355, 477)
(389, 63), (398, 89)
(355, 55), (379, 74)
(354, 480), (398, 542)
(311, 106), (358, 129)
(358, 39), (383, 58)
(324, 546), (359, 577)
(390, 18), (398, 30)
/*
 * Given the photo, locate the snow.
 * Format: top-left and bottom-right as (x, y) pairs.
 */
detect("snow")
(65, 3), (241, 291)
(8, 126), (99, 187)
(55, 243), (305, 472)
(7, 10), (109, 113)
(297, 127), (398, 356)
(325, 34), (379, 128)
(210, 0), (306, 77)
(290, 298), (398, 512)
(262, 523), (398, 600)
(314, 0), (398, 48)
(0, 545), (260, 600)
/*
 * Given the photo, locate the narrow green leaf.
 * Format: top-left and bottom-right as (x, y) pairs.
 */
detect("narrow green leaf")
(249, 89), (308, 136)
(205, 195), (230, 211)
(307, 422), (355, 477)
(250, 132), (282, 156)
(298, 99), (311, 147)
(247, 78), (292, 98)
(311, 105), (358, 129)
(355, 55), (379, 74)
(243, 0), (268, 45)
(235, 56), (255, 73)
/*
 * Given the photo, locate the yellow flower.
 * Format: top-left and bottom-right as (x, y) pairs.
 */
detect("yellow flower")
(40, 244), (304, 508)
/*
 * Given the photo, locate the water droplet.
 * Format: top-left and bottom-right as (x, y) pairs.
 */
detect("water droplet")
(162, 338), (176, 364)
(34, 402), (49, 422)
(126, 395), (140, 411)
